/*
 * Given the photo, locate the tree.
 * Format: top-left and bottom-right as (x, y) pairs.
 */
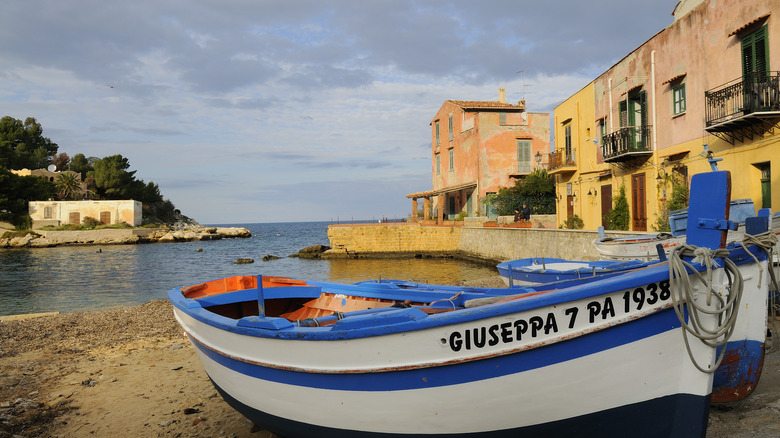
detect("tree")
(0, 166), (55, 227)
(0, 116), (58, 170)
(486, 169), (556, 216)
(69, 153), (93, 178)
(52, 152), (70, 171)
(89, 154), (136, 199)
(56, 172), (83, 200)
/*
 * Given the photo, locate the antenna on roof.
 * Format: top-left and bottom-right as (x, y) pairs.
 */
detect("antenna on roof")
(515, 69), (532, 100)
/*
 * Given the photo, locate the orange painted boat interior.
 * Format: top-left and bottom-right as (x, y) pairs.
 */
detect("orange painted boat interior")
(181, 275), (399, 323)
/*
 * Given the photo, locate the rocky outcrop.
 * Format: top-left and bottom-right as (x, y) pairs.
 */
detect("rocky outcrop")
(290, 244), (331, 259)
(0, 226), (251, 248)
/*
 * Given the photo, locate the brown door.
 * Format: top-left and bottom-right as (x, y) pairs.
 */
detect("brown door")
(600, 184), (613, 228)
(567, 195), (574, 219)
(631, 173), (647, 231)
(68, 212), (80, 225)
(100, 211), (111, 224)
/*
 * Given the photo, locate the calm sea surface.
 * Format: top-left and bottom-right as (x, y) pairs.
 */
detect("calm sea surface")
(0, 221), (498, 316)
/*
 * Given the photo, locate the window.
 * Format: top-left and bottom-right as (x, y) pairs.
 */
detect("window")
(44, 206), (53, 219)
(564, 124), (572, 155)
(517, 140), (531, 173)
(742, 25), (769, 80)
(435, 122), (440, 146)
(619, 90), (648, 149)
(672, 84), (686, 115)
(448, 115), (453, 141)
(499, 112), (507, 125)
(449, 149), (454, 171)
(599, 119), (607, 142)
(436, 154), (440, 175)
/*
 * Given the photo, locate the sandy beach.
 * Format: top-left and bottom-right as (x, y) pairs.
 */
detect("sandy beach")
(2, 284), (780, 437)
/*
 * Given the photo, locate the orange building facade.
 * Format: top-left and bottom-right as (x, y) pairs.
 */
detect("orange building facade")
(408, 89), (550, 222)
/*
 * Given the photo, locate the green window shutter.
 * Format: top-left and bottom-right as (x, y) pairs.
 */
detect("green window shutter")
(517, 140), (531, 173)
(742, 25), (769, 78)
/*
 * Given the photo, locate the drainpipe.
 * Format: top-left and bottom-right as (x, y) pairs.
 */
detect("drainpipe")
(651, 50), (658, 168)
(608, 78), (613, 132)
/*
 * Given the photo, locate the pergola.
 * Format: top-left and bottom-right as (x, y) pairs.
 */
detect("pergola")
(406, 181), (477, 223)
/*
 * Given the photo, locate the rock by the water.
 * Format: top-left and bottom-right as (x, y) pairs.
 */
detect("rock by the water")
(235, 258), (254, 264)
(262, 254), (281, 261)
(291, 244), (331, 259)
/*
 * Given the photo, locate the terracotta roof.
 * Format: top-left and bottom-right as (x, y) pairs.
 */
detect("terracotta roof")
(448, 100), (523, 110)
(662, 73), (686, 85)
(406, 181), (478, 199)
(728, 13), (770, 37)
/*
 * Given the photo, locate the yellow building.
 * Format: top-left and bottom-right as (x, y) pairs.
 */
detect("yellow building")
(553, 0), (779, 230)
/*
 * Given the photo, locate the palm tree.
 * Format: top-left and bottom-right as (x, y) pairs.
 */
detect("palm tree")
(56, 172), (83, 200)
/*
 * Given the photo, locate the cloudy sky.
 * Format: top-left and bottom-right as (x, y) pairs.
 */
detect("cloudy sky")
(1, 1), (679, 224)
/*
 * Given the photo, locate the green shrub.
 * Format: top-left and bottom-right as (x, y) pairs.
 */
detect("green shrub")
(562, 214), (584, 229)
(82, 216), (101, 228)
(605, 184), (630, 230)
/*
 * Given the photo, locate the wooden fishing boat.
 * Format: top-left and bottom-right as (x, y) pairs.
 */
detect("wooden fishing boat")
(594, 198), (757, 260)
(496, 257), (657, 286)
(168, 171), (764, 437)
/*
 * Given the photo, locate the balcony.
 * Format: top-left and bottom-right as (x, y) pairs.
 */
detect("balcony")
(548, 148), (576, 174)
(704, 72), (780, 144)
(601, 125), (653, 164)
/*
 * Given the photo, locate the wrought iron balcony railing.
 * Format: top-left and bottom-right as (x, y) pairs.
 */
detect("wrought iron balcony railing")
(705, 71), (780, 126)
(601, 125), (652, 161)
(548, 148), (576, 171)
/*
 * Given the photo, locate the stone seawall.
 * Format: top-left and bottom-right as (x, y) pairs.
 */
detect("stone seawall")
(325, 223), (653, 262)
(326, 223), (461, 257)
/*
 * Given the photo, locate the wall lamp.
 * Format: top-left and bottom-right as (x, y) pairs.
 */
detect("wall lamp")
(656, 168), (667, 182)
(535, 151), (543, 166)
(587, 188), (597, 196)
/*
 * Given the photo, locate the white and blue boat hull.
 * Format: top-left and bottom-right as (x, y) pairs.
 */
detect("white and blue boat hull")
(171, 265), (722, 437)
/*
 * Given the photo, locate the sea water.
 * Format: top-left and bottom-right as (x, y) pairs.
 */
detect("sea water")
(0, 221), (498, 316)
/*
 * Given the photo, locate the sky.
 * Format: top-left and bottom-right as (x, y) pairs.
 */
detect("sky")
(0, 1), (680, 224)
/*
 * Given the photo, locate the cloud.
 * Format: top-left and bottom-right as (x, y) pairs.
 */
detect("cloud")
(0, 0), (680, 222)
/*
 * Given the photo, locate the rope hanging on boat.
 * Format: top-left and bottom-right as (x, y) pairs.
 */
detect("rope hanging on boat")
(740, 231), (778, 288)
(668, 244), (743, 373)
(741, 231), (780, 351)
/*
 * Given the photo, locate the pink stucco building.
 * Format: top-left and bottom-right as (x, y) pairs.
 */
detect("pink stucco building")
(408, 89), (550, 222)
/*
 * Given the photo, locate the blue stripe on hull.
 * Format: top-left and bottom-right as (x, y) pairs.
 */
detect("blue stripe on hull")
(192, 306), (683, 391)
(209, 376), (709, 438)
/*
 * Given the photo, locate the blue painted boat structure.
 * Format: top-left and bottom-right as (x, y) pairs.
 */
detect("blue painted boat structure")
(496, 257), (656, 286)
(593, 198), (758, 260)
(168, 171), (774, 437)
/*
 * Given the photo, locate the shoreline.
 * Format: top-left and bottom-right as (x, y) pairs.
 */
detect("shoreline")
(0, 226), (252, 248)
(1, 278), (780, 436)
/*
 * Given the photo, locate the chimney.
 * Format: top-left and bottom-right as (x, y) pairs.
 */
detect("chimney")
(498, 87), (506, 103)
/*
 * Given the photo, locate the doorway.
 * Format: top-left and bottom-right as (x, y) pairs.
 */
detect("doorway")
(600, 184), (613, 228)
(631, 173), (647, 231)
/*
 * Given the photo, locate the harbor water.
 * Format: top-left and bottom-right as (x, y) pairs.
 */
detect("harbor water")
(0, 221), (498, 316)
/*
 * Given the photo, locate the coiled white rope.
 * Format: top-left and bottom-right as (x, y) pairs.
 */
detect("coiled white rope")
(741, 231), (779, 351)
(668, 244), (743, 373)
